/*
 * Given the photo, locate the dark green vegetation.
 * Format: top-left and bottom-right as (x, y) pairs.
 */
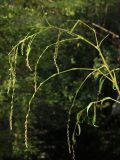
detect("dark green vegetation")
(1, 0), (120, 160)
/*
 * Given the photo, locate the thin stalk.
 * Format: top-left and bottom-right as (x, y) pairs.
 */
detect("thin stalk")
(97, 47), (120, 95)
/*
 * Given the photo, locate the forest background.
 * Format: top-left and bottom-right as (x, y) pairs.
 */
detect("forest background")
(0, 0), (120, 160)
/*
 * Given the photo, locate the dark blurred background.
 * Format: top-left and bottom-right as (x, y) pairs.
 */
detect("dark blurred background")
(0, 0), (120, 159)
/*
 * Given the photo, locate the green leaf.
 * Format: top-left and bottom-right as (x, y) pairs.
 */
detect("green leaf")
(76, 123), (81, 136)
(87, 102), (94, 116)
